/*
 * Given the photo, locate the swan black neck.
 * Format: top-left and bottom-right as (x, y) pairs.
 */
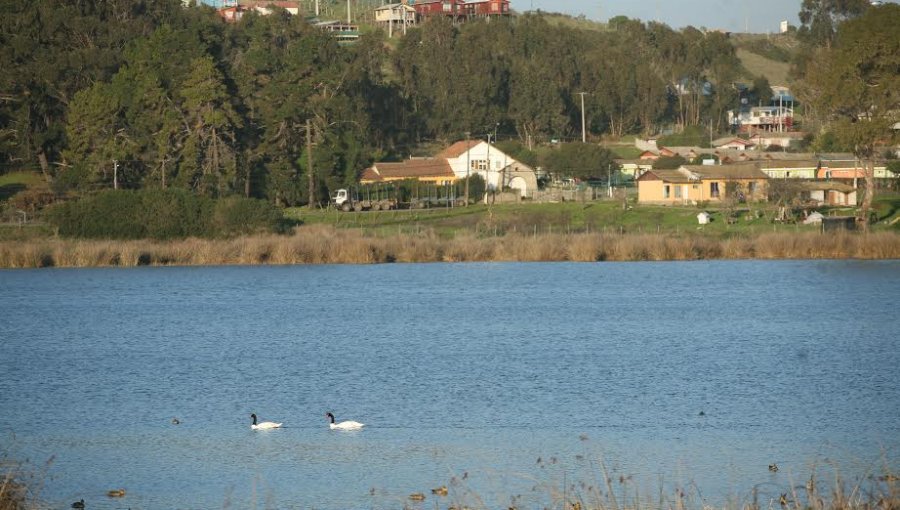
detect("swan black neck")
(326, 412), (335, 424)
(251, 414), (258, 425)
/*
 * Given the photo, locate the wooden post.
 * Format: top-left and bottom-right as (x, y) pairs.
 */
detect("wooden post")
(307, 119), (315, 209)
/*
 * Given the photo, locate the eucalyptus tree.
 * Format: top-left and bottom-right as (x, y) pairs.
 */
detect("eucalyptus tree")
(507, 16), (570, 147)
(797, 0), (870, 48)
(393, 18), (459, 140)
(799, 4), (899, 228)
(540, 143), (616, 181)
(451, 20), (513, 138)
(0, 0), (190, 178)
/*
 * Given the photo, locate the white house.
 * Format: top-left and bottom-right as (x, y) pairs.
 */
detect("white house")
(752, 131), (806, 149)
(437, 141), (538, 197)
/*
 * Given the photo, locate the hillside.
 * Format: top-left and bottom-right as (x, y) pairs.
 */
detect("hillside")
(730, 32), (800, 85)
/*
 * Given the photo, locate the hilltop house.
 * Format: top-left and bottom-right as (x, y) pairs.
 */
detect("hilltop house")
(361, 141), (538, 198)
(405, 0), (511, 21)
(215, 1), (300, 22)
(637, 163), (769, 205)
(374, 3), (416, 36)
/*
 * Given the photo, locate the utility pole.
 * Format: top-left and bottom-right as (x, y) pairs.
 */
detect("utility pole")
(113, 160), (118, 190)
(464, 131), (471, 206)
(306, 119), (315, 210)
(577, 92), (588, 143)
(315, 0), (319, 16)
(347, 0), (351, 24)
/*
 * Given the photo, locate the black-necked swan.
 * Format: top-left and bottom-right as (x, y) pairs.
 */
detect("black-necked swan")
(250, 413), (282, 430)
(326, 412), (364, 430)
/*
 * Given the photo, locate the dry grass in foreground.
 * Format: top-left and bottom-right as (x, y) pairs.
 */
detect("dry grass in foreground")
(1, 226), (899, 268)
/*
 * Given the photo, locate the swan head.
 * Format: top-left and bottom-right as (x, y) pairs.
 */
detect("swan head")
(325, 412), (335, 424)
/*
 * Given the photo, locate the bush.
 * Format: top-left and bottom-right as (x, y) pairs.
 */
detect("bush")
(45, 189), (283, 239)
(210, 196), (284, 236)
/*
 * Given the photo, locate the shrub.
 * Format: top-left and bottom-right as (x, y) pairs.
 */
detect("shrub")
(210, 197), (284, 237)
(45, 189), (283, 240)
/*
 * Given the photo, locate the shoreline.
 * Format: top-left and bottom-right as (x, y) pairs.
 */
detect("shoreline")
(1, 226), (899, 268)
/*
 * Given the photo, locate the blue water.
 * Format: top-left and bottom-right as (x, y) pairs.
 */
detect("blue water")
(1, 261), (898, 510)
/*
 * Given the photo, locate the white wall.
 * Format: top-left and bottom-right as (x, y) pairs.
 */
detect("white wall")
(446, 141), (512, 190)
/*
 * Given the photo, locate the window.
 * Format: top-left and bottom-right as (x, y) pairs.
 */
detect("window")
(748, 182), (757, 195)
(664, 185), (671, 198)
(471, 160), (488, 171)
(675, 185), (683, 199)
(710, 182), (720, 198)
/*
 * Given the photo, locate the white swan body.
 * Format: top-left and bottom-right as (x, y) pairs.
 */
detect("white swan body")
(250, 413), (282, 430)
(326, 412), (364, 430)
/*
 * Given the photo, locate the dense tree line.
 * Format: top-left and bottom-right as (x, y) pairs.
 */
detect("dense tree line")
(793, 1), (899, 227)
(3, 0), (863, 208)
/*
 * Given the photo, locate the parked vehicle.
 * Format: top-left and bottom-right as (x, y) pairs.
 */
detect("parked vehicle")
(331, 186), (398, 212)
(331, 182), (466, 211)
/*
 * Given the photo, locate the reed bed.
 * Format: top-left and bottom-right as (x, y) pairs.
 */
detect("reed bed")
(1, 227), (899, 268)
(435, 459), (900, 510)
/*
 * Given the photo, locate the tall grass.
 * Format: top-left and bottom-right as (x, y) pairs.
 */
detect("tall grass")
(435, 459), (899, 510)
(1, 227), (899, 268)
(0, 448), (50, 510)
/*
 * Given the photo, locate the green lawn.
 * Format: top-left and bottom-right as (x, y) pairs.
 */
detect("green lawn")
(285, 200), (840, 238)
(0, 171), (45, 203)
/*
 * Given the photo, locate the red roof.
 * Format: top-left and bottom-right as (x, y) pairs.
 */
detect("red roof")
(361, 159), (455, 181)
(435, 140), (477, 159)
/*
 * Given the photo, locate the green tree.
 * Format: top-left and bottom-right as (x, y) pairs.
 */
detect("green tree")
(0, 0), (191, 179)
(176, 56), (242, 197)
(63, 81), (135, 189)
(799, 4), (900, 228)
(541, 143), (616, 181)
(798, 0), (869, 47)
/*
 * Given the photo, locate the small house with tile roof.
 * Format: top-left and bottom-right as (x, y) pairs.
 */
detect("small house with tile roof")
(638, 150), (660, 161)
(637, 163), (769, 205)
(658, 147), (677, 157)
(799, 181), (857, 207)
(360, 141), (537, 198)
(760, 160), (819, 180)
(714, 137), (755, 151)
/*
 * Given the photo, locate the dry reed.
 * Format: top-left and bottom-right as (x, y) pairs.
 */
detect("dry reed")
(1, 227), (899, 268)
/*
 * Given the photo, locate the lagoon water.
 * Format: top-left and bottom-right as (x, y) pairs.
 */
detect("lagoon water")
(1, 261), (898, 510)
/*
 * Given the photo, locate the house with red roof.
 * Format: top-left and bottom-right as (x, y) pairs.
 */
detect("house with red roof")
(361, 140), (537, 198)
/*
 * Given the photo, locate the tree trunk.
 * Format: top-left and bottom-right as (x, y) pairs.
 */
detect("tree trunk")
(37, 150), (52, 183)
(860, 158), (875, 231)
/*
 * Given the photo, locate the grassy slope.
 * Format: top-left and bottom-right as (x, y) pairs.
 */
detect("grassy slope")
(731, 33), (799, 85)
(0, 172), (45, 202)
(736, 48), (791, 85)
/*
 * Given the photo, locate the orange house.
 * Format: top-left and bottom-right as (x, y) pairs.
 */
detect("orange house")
(637, 164), (769, 205)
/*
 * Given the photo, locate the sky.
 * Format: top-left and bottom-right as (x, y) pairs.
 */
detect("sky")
(522, 0), (804, 33)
